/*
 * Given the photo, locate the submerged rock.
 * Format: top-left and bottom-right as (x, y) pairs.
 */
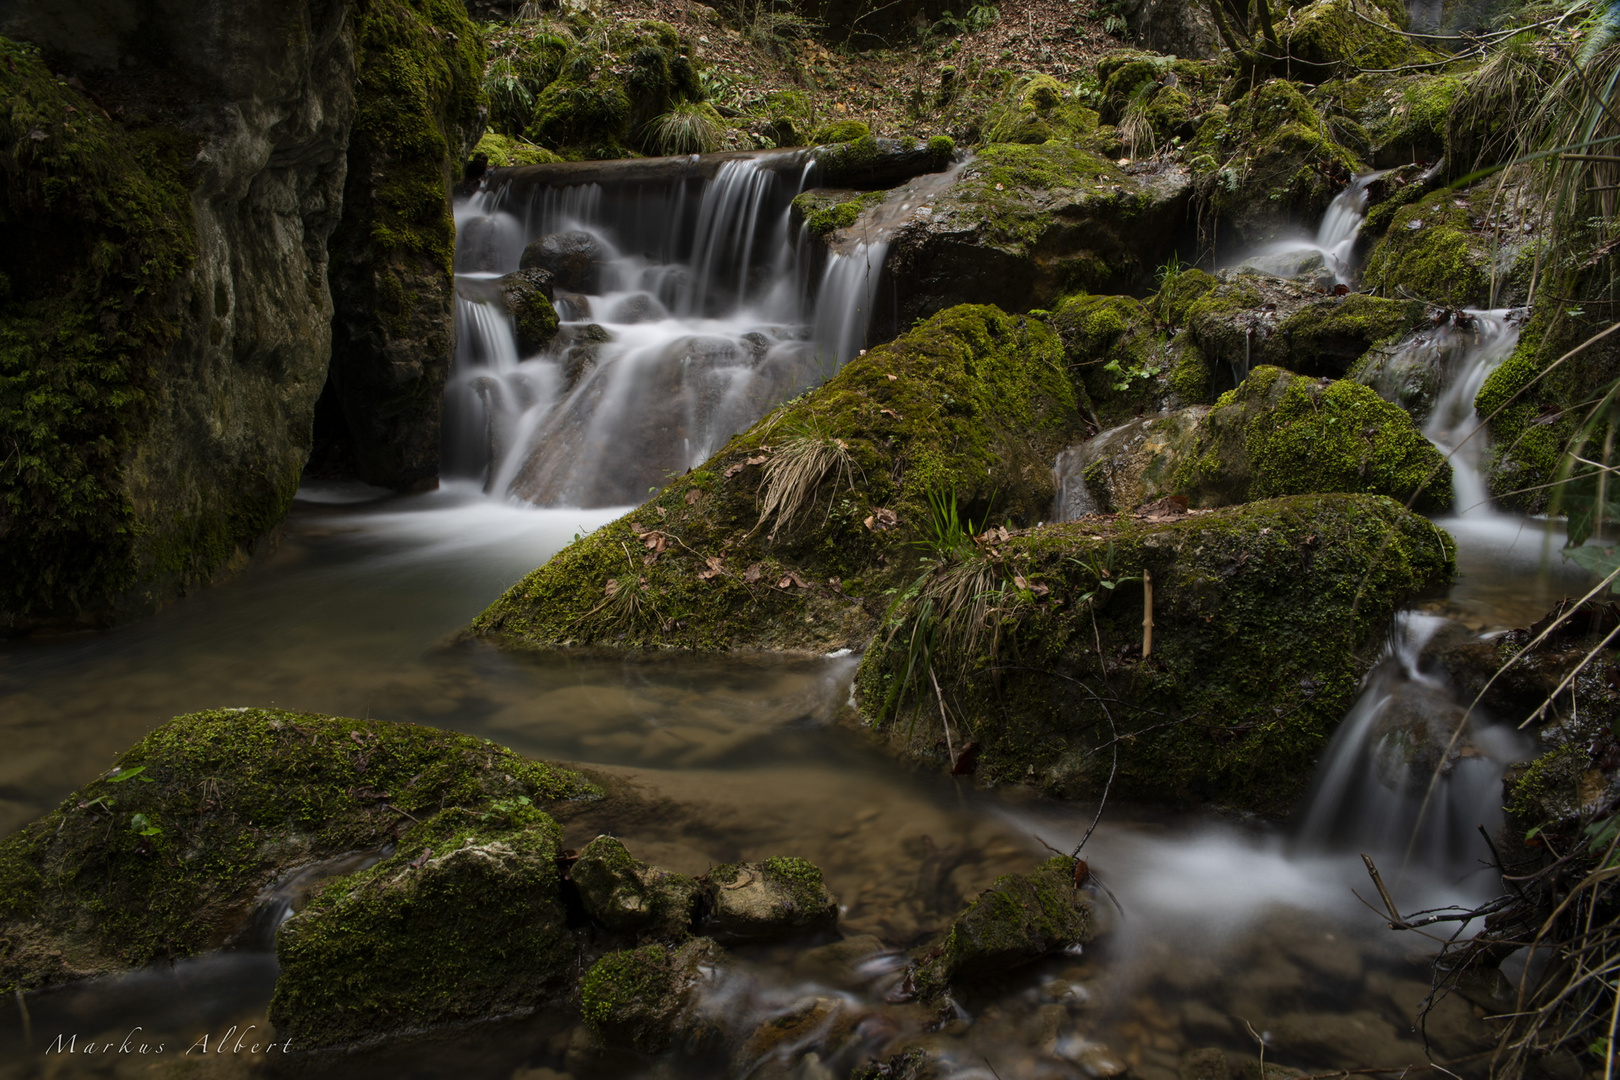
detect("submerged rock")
(855, 493), (1454, 812)
(579, 937), (723, 1054)
(915, 857), (1095, 997)
(0, 708), (600, 995)
(571, 834), (700, 939)
(702, 857), (840, 941)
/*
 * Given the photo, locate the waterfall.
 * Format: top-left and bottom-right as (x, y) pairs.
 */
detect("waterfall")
(1242, 171), (1386, 285)
(445, 151), (899, 508)
(1421, 310), (1520, 519)
(1296, 612), (1529, 878)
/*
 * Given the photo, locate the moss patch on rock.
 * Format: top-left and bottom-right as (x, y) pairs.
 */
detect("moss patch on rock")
(1281, 0), (1431, 83)
(270, 803), (575, 1049)
(470, 304), (1084, 654)
(474, 132), (564, 167)
(0, 36), (197, 629)
(792, 189), (890, 237)
(1172, 366), (1452, 512)
(579, 937), (722, 1054)
(915, 857), (1093, 999)
(855, 494), (1453, 813)
(1362, 188), (1491, 308)
(0, 708), (598, 994)
(571, 834), (699, 940)
(702, 857), (839, 940)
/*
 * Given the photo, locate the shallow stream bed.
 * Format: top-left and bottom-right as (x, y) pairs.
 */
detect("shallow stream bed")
(0, 483), (1592, 1080)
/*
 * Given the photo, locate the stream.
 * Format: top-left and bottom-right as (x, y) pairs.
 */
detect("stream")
(0, 160), (1599, 1080)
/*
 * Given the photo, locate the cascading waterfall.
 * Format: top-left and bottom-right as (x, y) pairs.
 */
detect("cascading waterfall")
(1243, 171), (1387, 285)
(445, 151), (895, 508)
(1421, 310), (1521, 518)
(1296, 612), (1529, 877)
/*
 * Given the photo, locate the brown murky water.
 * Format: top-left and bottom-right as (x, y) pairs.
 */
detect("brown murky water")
(0, 483), (1590, 1080)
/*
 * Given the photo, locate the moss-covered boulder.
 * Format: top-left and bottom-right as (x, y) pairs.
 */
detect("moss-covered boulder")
(983, 74), (1099, 145)
(270, 803), (575, 1049)
(1280, 0), (1431, 83)
(0, 708), (600, 994)
(1188, 80), (1360, 248)
(855, 494), (1454, 812)
(702, 857), (839, 941)
(1050, 293), (1178, 424)
(1172, 367), (1452, 512)
(881, 144), (1193, 336)
(914, 857), (1094, 998)
(571, 835), (700, 939)
(1057, 408), (1210, 516)
(1362, 188), (1492, 308)
(470, 304), (1086, 654)
(579, 938), (723, 1054)
(326, 0), (486, 492)
(810, 134), (956, 189)
(473, 131), (564, 167)
(791, 189), (890, 238)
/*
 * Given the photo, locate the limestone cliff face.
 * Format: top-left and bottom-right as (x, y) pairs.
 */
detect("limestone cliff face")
(0, 0), (356, 630)
(325, 0), (485, 491)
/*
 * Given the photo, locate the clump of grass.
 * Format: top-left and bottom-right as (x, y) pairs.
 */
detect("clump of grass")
(644, 101), (726, 156)
(754, 430), (856, 538)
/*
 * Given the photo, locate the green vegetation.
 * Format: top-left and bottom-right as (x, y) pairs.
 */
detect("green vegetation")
(0, 36), (196, 627)
(0, 708), (598, 993)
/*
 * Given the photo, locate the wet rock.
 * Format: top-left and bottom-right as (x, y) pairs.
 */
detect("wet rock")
(500, 268), (561, 355)
(856, 493), (1454, 811)
(915, 857), (1094, 996)
(522, 231), (610, 293)
(1180, 1047), (1232, 1080)
(811, 135), (955, 190)
(1268, 1009), (1426, 1069)
(270, 807), (576, 1049)
(882, 145), (1192, 337)
(578, 937), (722, 1054)
(1054, 409), (1209, 517)
(1119, 0), (1221, 58)
(736, 994), (872, 1077)
(703, 857), (839, 941)
(0, 708), (599, 995)
(570, 834), (699, 939)
(853, 1049), (943, 1080)
(1281, 0), (1431, 83)
(605, 292), (667, 325)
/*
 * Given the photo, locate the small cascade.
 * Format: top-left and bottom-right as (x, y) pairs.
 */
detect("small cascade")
(1296, 611), (1529, 878)
(1242, 172), (1386, 285)
(445, 151), (922, 508)
(1421, 310), (1521, 519)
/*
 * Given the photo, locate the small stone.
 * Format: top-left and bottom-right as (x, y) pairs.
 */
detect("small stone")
(703, 857), (839, 941)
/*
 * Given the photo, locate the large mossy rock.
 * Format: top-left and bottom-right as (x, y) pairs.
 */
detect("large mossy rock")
(915, 857), (1094, 998)
(855, 493), (1454, 812)
(880, 145), (1193, 338)
(0, 15), (350, 632)
(470, 304), (1086, 654)
(270, 805), (575, 1050)
(1362, 187), (1533, 308)
(1280, 0), (1430, 83)
(1187, 80), (1360, 248)
(1172, 366), (1452, 513)
(571, 834), (700, 939)
(326, 0), (486, 492)
(579, 938), (724, 1054)
(0, 708), (599, 994)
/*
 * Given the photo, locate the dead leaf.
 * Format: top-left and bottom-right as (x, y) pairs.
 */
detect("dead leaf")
(684, 488), (703, 505)
(628, 521), (646, 536)
(879, 408), (902, 420)
(656, 506), (668, 518)
(743, 563), (763, 583)
(698, 556), (725, 581)
(828, 577), (843, 592)
(745, 454), (770, 466)
(643, 552), (660, 567)
(408, 848), (433, 870)
(1136, 495), (1189, 523)
(863, 507), (899, 531)
(642, 531), (668, 553)
(886, 374), (898, 381)
(776, 571), (811, 590)
(604, 579), (620, 597)
(725, 462), (745, 478)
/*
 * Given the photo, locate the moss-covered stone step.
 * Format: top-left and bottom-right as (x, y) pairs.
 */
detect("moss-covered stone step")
(855, 492), (1454, 814)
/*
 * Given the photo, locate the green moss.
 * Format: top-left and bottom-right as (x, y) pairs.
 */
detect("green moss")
(984, 74), (1097, 145)
(1363, 189), (1490, 307)
(1275, 294), (1427, 369)
(1367, 74), (1461, 161)
(571, 835), (698, 939)
(1049, 293), (1164, 423)
(1281, 0), (1430, 82)
(474, 132), (564, 167)
(813, 119), (872, 144)
(916, 856), (1092, 998)
(1172, 366), (1452, 512)
(793, 189), (889, 236)
(0, 36), (197, 626)
(270, 806), (573, 1048)
(471, 304), (1084, 654)
(1506, 743), (1586, 825)
(1152, 268), (1221, 327)
(579, 940), (718, 1053)
(856, 493), (1454, 813)
(928, 134), (956, 156)
(0, 708), (599, 993)
(762, 856), (829, 913)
